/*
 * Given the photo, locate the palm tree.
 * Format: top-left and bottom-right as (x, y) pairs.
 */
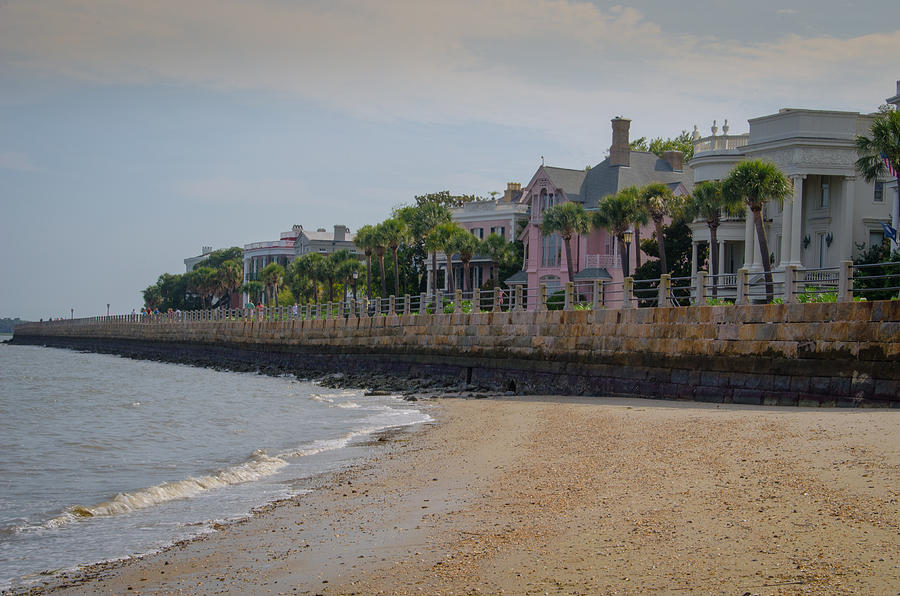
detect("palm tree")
(240, 281), (264, 305)
(188, 266), (217, 308)
(722, 160), (792, 302)
(426, 222), (459, 296)
(683, 180), (743, 298)
(450, 229), (480, 293)
(216, 259), (243, 308)
(292, 253), (326, 305)
(593, 192), (635, 276)
(260, 262), (285, 306)
(325, 249), (357, 303)
(540, 202), (590, 283)
(379, 218), (407, 297)
(372, 223), (389, 298)
(855, 109), (900, 183)
(481, 233), (510, 287)
(638, 183), (679, 275)
(398, 203), (452, 298)
(354, 224), (378, 300)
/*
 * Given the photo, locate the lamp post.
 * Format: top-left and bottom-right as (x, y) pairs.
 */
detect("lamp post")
(352, 269), (359, 302)
(107, 303), (110, 317)
(623, 229), (633, 278)
(70, 308), (74, 320)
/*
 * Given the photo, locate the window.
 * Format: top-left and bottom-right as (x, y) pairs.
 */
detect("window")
(818, 178), (830, 209)
(874, 181), (884, 203)
(539, 275), (561, 294)
(472, 228), (484, 239)
(490, 226), (506, 239)
(541, 234), (562, 267)
(869, 230), (885, 249)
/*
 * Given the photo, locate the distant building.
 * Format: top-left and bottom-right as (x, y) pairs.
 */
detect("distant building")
(184, 246), (215, 273)
(687, 103), (894, 284)
(294, 224), (358, 257)
(427, 185), (529, 293)
(514, 118), (692, 305)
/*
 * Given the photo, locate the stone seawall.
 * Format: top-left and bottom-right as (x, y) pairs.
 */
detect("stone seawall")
(13, 301), (900, 407)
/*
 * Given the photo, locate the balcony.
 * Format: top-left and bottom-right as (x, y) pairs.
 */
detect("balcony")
(692, 133), (749, 154)
(244, 240), (296, 251)
(585, 254), (620, 269)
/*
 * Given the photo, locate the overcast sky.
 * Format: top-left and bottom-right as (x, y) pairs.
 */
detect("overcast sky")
(1, 0), (898, 320)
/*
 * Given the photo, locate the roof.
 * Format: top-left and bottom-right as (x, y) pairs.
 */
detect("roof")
(300, 230), (356, 243)
(543, 167), (588, 200)
(578, 151), (693, 209)
(573, 267), (613, 281)
(504, 270), (529, 285)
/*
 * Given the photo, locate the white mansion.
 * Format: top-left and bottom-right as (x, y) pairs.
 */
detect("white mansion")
(687, 84), (899, 282)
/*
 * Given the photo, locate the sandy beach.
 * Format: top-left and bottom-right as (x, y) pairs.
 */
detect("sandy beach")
(30, 396), (899, 595)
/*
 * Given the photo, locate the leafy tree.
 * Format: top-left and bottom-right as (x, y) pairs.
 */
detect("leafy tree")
(852, 242), (900, 300)
(277, 287), (295, 306)
(593, 191), (637, 276)
(855, 109), (900, 183)
(540, 202), (590, 283)
(722, 160), (792, 302)
(354, 224), (378, 300)
(633, 220), (697, 306)
(290, 253), (326, 304)
(414, 190), (480, 208)
(638, 183), (680, 276)
(682, 180), (743, 297)
(260, 262), (285, 306)
(630, 130), (695, 161)
(195, 247), (243, 270)
(241, 281), (264, 305)
(187, 266), (218, 308)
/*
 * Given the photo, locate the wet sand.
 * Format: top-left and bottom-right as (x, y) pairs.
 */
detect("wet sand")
(32, 396), (900, 595)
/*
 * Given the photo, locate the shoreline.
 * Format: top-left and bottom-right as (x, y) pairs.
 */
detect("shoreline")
(13, 394), (899, 595)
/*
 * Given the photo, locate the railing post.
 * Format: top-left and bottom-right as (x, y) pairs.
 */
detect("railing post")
(736, 268), (749, 305)
(623, 277), (634, 309)
(514, 285), (523, 311)
(417, 292), (426, 314)
(783, 265), (798, 304)
(538, 284), (547, 311)
(454, 289), (462, 312)
(838, 260), (853, 302)
(564, 282), (574, 311)
(695, 270), (706, 305)
(389, 295), (396, 316)
(658, 274), (671, 307)
(473, 288), (481, 312)
(402, 295), (410, 315)
(492, 287), (500, 312)
(592, 280), (601, 309)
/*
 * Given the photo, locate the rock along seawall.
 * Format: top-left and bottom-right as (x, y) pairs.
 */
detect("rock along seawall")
(12, 301), (900, 407)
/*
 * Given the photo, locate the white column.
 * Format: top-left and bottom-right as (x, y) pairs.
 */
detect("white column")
(690, 241), (698, 278)
(718, 240), (726, 276)
(841, 176), (856, 261)
(743, 206), (755, 270)
(779, 193), (793, 269)
(789, 175), (805, 266)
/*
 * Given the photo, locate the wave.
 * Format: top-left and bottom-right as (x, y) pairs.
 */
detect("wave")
(42, 450), (288, 529)
(32, 406), (431, 531)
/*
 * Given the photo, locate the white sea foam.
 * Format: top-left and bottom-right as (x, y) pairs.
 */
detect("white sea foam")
(44, 451), (288, 528)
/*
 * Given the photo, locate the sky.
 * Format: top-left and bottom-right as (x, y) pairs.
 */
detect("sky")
(1, 0), (899, 320)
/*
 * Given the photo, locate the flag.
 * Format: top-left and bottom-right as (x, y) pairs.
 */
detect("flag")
(882, 153), (898, 177)
(883, 222), (898, 243)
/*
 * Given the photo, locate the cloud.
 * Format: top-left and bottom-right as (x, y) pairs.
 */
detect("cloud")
(0, 151), (40, 172)
(0, 0), (896, 142)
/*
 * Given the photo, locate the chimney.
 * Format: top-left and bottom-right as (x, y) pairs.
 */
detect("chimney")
(662, 150), (684, 172)
(202, 246), (212, 255)
(609, 117), (631, 167)
(333, 224), (347, 242)
(503, 182), (522, 202)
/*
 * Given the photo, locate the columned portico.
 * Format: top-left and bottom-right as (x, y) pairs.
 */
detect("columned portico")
(789, 175), (805, 266)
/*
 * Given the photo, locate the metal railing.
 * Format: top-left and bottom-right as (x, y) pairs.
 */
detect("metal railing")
(29, 260), (900, 328)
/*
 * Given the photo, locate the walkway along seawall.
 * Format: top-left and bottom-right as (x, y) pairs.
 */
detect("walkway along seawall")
(12, 301), (900, 407)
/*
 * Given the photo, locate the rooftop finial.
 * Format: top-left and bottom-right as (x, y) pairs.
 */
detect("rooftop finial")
(692, 124), (700, 140)
(711, 120), (718, 136)
(722, 119), (730, 135)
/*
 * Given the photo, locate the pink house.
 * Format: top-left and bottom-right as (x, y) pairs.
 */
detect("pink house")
(508, 118), (692, 306)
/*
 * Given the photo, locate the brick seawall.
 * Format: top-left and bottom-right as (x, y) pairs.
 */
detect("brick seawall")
(12, 301), (900, 407)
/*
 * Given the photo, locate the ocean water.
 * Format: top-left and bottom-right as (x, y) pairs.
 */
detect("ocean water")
(0, 343), (430, 591)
